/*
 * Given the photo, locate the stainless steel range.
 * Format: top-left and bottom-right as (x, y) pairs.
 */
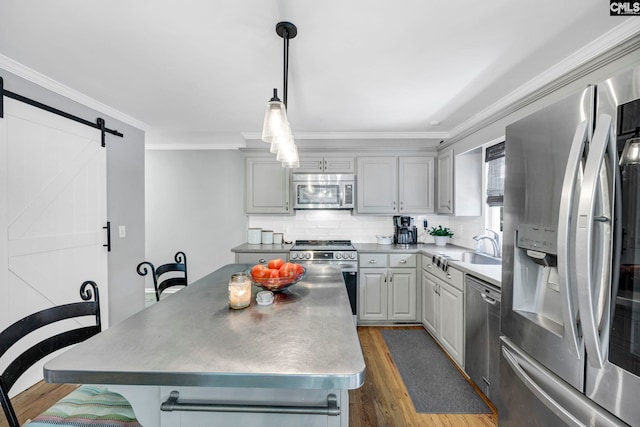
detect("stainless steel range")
(290, 240), (358, 317)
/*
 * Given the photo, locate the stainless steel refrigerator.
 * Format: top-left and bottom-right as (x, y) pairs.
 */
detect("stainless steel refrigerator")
(500, 65), (640, 426)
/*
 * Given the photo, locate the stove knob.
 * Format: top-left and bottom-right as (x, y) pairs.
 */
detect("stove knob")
(336, 252), (343, 259)
(304, 252), (312, 260)
(291, 252), (298, 260)
(349, 252), (356, 260)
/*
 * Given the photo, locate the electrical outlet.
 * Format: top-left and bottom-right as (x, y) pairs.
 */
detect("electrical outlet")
(118, 225), (126, 238)
(423, 219), (428, 229)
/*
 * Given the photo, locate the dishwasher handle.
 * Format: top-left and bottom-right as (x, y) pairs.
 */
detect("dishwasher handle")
(481, 292), (498, 305)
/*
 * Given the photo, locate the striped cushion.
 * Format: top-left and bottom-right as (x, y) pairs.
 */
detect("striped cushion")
(26, 385), (141, 427)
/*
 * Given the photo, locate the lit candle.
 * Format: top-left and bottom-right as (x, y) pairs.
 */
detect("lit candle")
(229, 273), (251, 309)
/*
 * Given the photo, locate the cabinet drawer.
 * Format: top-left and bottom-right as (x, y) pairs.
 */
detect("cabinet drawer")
(236, 252), (289, 265)
(359, 253), (388, 268)
(389, 253), (416, 268)
(422, 261), (464, 291)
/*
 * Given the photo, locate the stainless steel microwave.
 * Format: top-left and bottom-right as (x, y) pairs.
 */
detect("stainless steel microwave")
(292, 174), (355, 210)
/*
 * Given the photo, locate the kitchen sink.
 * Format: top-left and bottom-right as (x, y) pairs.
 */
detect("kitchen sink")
(459, 252), (502, 265)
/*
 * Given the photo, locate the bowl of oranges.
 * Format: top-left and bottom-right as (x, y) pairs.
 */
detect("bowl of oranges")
(248, 258), (306, 292)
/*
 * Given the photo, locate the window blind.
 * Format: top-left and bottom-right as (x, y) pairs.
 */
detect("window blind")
(485, 141), (505, 207)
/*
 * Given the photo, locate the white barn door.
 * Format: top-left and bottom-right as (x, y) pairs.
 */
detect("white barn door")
(0, 98), (108, 395)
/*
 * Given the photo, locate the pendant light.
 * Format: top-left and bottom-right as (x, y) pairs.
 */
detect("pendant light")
(261, 21), (299, 168)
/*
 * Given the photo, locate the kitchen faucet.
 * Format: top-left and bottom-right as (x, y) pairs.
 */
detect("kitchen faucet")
(473, 229), (501, 258)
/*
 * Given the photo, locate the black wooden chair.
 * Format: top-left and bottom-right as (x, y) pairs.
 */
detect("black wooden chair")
(0, 281), (140, 427)
(137, 251), (188, 301)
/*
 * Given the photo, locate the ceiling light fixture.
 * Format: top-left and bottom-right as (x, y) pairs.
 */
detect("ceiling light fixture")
(261, 21), (299, 168)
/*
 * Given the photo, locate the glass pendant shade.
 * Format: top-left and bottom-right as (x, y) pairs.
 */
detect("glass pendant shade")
(262, 99), (291, 143)
(620, 137), (640, 165)
(270, 135), (289, 154)
(277, 139), (299, 168)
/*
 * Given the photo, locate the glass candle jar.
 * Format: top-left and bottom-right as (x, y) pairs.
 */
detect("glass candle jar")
(228, 272), (251, 309)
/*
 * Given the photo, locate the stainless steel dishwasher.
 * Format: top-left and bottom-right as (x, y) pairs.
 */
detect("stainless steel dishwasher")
(465, 275), (501, 409)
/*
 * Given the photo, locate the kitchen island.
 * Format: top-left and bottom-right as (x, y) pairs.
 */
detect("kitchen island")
(44, 263), (365, 426)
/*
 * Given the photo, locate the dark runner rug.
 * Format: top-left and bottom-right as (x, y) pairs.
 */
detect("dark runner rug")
(381, 328), (491, 414)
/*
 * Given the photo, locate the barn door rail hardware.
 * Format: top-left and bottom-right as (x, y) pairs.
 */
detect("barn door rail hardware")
(0, 76), (123, 146)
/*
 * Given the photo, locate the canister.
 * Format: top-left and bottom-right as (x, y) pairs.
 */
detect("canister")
(248, 228), (262, 244)
(273, 233), (283, 244)
(261, 230), (274, 244)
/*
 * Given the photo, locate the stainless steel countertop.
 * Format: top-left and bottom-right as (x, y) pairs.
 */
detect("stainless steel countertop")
(44, 264), (365, 390)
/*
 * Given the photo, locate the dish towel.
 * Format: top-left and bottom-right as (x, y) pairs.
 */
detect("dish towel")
(432, 254), (450, 272)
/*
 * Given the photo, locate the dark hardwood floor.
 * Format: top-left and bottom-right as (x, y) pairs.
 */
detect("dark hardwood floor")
(1, 326), (498, 427)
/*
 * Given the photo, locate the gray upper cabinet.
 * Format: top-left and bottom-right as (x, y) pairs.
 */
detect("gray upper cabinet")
(357, 156), (435, 214)
(245, 157), (293, 215)
(437, 148), (482, 216)
(453, 148), (482, 216)
(399, 156), (434, 213)
(357, 157), (398, 214)
(437, 150), (453, 214)
(297, 156), (355, 173)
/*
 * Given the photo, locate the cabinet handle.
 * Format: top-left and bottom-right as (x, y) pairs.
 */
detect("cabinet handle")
(426, 264), (432, 269)
(259, 258), (266, 264)
(392, 201), (396, 211)
(384, 273), (387, 283)
(389, 273), (393, 282)
(369, 259), (377, 264)
(446, 274), (452, 279)
(399, 259), (407, 264)
(285, 201), (289, 211)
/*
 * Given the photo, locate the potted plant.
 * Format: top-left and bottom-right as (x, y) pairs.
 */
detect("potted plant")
(429, 225), (454, 247)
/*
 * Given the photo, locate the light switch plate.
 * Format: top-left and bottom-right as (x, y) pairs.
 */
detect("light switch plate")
(118, 225), (126, 238)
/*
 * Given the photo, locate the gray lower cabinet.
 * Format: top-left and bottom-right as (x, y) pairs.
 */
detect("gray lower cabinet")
(421, 255), (464, 367)
(359, 253), (417, 323)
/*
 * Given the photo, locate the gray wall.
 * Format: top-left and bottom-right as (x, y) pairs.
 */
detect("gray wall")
(144, 150), (246, 283)
(0, 68), (146, 325)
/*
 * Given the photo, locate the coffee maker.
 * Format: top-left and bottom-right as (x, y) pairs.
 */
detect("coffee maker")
(393, 216), (418, 246)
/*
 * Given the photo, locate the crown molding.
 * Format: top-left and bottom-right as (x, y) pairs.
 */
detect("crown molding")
(241, 130), (450, 141)
(145, 143), (245, 151)
(0, 54), (151, 131)
(443, 19), (640, 147)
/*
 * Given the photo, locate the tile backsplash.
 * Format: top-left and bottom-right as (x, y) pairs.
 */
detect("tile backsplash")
(247, 211), (482, 248)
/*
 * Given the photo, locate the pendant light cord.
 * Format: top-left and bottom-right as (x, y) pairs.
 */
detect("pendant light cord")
(283, 28), (290, 108)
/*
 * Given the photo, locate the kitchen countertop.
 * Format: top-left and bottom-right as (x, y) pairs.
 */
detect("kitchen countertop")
(231, 243), (293, 253)
(354, 243), (502, 287)
(233, 242), (502, 288)
(44, 263), (365, 390)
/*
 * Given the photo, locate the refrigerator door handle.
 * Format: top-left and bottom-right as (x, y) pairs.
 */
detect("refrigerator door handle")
(575, 114), (616, 369)
(557, 120), (589, 358)
(502, 341), (626, 427)
(502, 345), (583, 427)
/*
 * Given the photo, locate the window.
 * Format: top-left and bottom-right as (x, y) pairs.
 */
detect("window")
(485, 141), (505, 207)
(485, 141), (505, 232)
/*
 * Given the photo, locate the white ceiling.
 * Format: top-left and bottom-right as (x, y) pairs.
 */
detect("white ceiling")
(0, 1), (637, 145)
